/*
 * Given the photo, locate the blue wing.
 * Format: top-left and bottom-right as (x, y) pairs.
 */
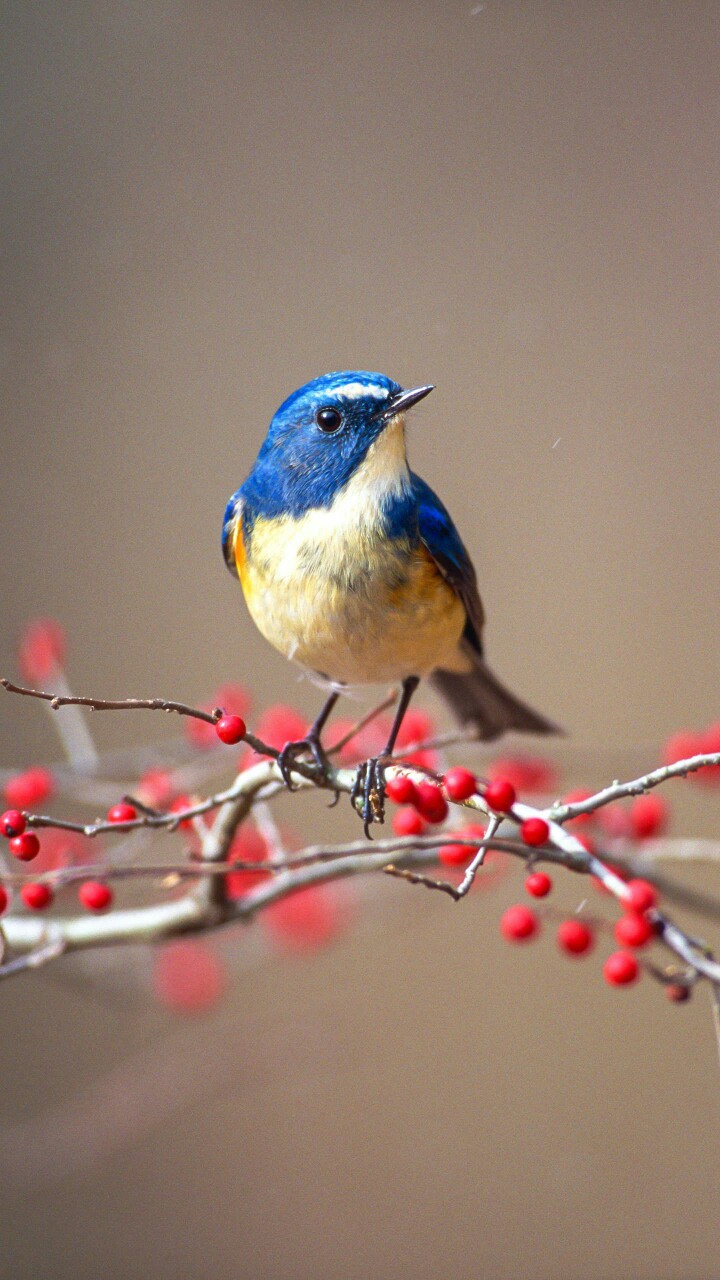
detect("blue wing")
(222, 489), (243, 578)
(411, 472), (485, 656)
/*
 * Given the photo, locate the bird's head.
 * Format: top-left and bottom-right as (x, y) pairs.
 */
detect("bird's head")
(243, 371), (434, 516)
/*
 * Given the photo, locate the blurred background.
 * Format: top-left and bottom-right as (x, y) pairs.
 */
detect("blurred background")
(2, 2), (720, 1276)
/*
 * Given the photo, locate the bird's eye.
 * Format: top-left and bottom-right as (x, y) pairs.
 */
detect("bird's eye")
(315, 406), (342, 433)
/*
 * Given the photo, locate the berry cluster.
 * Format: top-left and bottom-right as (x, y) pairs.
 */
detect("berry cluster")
(498, 873), (669, 991)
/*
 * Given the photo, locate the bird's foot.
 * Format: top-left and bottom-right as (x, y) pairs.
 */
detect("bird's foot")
(277, 734), (331, 790)
(351, 756), (389, 838)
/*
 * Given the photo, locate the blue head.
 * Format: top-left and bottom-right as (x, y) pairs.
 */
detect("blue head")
(237, 370), (434, 519)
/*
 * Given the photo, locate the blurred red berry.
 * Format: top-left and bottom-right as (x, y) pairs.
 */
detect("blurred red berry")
(257, 704), (309, 750)
(614, 913), (653, 948)
(153, 939), (226, 1014)
(1, 809), (26, 838)
(394, 709), (438, 769)
(215, 714), (246, 745)
(79, 880), (113, 912)
(385, 774), (417, 805)
(603, 951), (639, 986)
(392, 807), (427, 837)
(500, 904), (538, 942)
(263, 883), (352, 952)
(665, 982), (690, 1003)
(596, 803), (631, 839)
(9, 831), (40, 862)
(225, 826), (270, 899)
(137, 769), (175, 809)
(169, 795), (196, 831)
(19, 618), (66, 682)
(662, 730), (704, 766)
(443, 767), (477, 801)
(185, 711), (219, 750)
(520, 817), (550, 847)
(624, 878), (657, 914)
(696, 723), (720, 785)
(574, 833), (596, 855)
(0, 886), (8, 914)
(21, 882), (53, 910)
(31, 827), (91, 872)
(562, 789), (594, 825)
(4, 767), (54, 809)
(489, 756), (558, 794)
(414, 780), (448, 824)
(438, 840), (473, 867)
(557, 919), (594, 955)
(629, 793), (669, 840)
(484, 777), (516, 812)
(525, 870), (552, 897)
(106, 802), (137, 824)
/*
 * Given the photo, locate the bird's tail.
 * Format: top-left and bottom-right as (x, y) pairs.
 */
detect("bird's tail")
(430, 647), (561, 742)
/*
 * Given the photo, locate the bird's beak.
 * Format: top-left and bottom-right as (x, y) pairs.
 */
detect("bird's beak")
(381, 384), (434, 420)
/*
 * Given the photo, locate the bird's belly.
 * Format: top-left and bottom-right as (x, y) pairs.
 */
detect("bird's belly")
(239, 517), (466, 685)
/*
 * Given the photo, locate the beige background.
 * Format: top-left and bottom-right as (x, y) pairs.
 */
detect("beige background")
(2, 3), (720, 1277)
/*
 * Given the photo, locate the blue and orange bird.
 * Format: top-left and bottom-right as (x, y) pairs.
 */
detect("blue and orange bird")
(222, 371), (559, 832)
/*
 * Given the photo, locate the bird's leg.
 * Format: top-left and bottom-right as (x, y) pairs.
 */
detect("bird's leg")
(277, 690), (340, 789)
(352, 676), (420, 837)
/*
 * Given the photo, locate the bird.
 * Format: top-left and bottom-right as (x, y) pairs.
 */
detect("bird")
(222, 370), (559, 832)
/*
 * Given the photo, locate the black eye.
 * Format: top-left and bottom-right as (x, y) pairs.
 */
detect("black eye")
(315, 406), (342, 433)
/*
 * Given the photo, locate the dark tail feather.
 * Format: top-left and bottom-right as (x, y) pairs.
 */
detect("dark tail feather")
(430, 649), (561, 742)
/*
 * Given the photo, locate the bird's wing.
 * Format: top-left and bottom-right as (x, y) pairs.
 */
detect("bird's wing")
(221, 490), (244, 578)
(412, 472), (485, 655)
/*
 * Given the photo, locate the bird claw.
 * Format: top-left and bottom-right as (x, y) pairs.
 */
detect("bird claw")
(352, 756), (389, 838)
(277, 735), (331, 790)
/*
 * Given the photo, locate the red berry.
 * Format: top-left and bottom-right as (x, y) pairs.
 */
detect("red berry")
(21, 882), (53, 910)
(186, 683), (251, 750)
(484, 778), (516, 812)
(1, 809), (26, 838)
(629, 793), (669, 840)
(624, 878), (657, 914)
(443, 767), (477, 802)
(414, 780), (448, 824)
(385, 775), (417, 805)
(153, 939), (226, 1014)
(557, 919), (594, 955)
(438, 841), (473, 867)
(19, 618), (66, 682)
(603, 950), (639, 986)
(9, 832), (40, 861)
(614, 913), (653, 948)
(500, 903), (538, 942)
(520, 816), (550, 847)
(0, 886), (8, 914)
(392, 806), (427, 837)
(525, 870), (552, 897)
(215, 714), (246, 745)
(665, 982), (690, 1003)
(4, 766), (54, 809)
(78, 880), (113, 912)
(169, 795), (195, 831)
(106, 802), (137, 824)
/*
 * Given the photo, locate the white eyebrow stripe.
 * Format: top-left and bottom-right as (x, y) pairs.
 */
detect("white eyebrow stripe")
(335, 382), (389, 401)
